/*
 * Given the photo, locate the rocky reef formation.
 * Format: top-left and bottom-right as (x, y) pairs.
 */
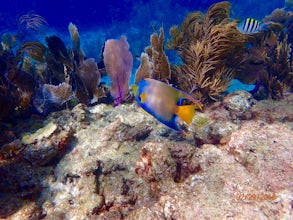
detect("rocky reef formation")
(0, 1), (293, 219)
(0, 91), (292, 219)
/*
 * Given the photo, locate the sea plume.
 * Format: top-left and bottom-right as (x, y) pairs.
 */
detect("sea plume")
(18, 12), (48, 40)
(19, 12), (48, 32)
(167, 1), (246, 103)
(103, 36), (133, 106)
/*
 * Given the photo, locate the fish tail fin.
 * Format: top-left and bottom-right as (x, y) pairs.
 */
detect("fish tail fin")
(176, 105), (195, 125)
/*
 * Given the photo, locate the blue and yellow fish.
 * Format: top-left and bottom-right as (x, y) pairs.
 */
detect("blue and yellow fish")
(133, 78), (202, 136)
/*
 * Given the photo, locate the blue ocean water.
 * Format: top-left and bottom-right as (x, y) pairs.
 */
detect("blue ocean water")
(1, 2), (284, 50)
(0, 0), (285, 88)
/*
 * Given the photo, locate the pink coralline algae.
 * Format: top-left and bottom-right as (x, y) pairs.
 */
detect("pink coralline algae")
(103, 36), (133, 106)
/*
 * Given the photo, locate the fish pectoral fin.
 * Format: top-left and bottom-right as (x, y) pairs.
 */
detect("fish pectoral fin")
(176, 105), (195, 125)
(140, 92), (147, 103)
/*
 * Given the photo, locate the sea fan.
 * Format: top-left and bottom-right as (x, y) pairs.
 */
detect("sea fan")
(79, 58), (105, 103)
(33, 82), (72, 114)
(103, 36), (133, 106)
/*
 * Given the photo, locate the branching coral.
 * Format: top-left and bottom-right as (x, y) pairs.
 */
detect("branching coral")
(169, 5), (293, 101)
(147, 28), (171, 83)
(135, 28), (171, 84)
(17, 41), (48, 63)
(265, 34), (293, 98)
(168, 1), (246, 103)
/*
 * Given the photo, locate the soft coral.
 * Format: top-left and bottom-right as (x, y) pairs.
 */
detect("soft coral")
(103, 36), (133, 106)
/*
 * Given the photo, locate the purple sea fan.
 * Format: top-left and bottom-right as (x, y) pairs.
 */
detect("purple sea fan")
(103, 36), (133, 106)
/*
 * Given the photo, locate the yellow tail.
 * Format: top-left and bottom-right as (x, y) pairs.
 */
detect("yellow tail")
(176, 105), (195, 124)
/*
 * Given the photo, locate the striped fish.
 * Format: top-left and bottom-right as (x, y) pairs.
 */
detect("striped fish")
(236, 18), (263, 34)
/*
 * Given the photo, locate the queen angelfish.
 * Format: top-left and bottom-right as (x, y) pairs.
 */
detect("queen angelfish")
(133, 78), (202, 136)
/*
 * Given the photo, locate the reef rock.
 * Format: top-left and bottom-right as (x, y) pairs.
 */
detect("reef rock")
(0, 94), (292, 219)
(222, 90), (255, 120)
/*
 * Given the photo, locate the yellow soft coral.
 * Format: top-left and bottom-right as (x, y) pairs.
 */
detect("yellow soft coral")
(168, 1), (246, 103)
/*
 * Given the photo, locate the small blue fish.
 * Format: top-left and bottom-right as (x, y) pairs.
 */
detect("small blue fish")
(237, 18), (266, 34)
(133, 78), (202, 136)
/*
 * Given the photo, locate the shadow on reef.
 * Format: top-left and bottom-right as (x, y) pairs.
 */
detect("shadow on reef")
(0, 106), (83, 218)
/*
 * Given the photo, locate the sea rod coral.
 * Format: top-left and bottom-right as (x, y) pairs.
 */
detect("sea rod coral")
(135, 28), (171, 84)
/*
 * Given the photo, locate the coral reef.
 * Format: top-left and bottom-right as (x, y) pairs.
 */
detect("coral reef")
(0, 21), (113, 120)
(163, 1), (292, 103)
(1, 1), (291, 121)
(0, 92), (292, 219)
(263, 8), (293, 43)
(0, 3), (293, 219)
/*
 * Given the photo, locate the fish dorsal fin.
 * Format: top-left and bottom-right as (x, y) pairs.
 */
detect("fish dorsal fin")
(176, 105), (195, 124)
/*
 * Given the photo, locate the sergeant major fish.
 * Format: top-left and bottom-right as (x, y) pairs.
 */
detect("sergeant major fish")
(133, 78), (202, 136)
(237, 18), (266, 34)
